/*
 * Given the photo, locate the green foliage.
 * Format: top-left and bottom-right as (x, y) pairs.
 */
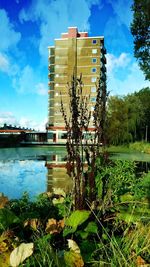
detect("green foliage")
(135, 88), (150, 141)
(25, 234), (64, 267)
(106, 88), (150, 144)
(63, 210), (90, 236)
(8, 192), (60, 222)
(96, 158), (136, 202)
(129, 141), (150, 153)
(131, 0), (150, 80)
(117, 201), (150, 224)
(106, 96), (133, 145)
(0, 208), (20, 232)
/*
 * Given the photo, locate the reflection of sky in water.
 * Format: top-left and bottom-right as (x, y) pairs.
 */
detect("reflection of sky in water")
(0, 160), (47, 199)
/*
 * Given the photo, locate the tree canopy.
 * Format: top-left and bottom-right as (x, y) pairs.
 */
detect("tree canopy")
(106, 87), (150, 145)
(131, 0), (150, 80)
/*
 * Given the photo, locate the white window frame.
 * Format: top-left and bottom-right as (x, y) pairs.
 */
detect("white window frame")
(91, 97), (96, 102)
(92, 49), (97, 54)
(91, 87), (96, 93)
(91, 77), (97, 82)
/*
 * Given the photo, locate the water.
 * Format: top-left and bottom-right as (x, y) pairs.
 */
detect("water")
(0, 147), (70, 200)
(0, 147), (150, 200)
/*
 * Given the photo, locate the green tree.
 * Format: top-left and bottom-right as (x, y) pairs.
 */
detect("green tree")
(106, 96), (132, 145)
(135, 87), (150, 141)
(106, 88), (150, 144)
(124, 93), (143, 141)
(131, 0), (150, 80)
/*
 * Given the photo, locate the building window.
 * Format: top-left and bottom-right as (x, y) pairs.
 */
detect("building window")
(55, 92), (59, 96)
(91, 87), (96, 93)
(92, 58), (97, 63)
(91, 106), (94, 111)
(91, 97), (96, 102)
(92, 49), (97, 54)
(92, 39), (97, 44)
(91, 68), (97, 73)
(55, 83), (59, 87)
(91, 77), (97, 82)
(56, 74), (59, 77)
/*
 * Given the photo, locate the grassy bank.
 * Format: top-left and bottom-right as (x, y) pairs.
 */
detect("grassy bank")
(107, 141), (150, 154)
(129, 142), (150, 154)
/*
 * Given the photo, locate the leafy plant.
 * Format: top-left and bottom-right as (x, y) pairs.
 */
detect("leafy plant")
(0, 209), (20, 232)
(63, 210), (91, 236)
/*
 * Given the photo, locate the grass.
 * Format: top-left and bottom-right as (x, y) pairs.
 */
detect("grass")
(107, 141), (150, 154)
(129, 141), (150, 154)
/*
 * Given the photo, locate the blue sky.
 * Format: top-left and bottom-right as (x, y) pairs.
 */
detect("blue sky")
(0, 0), (149, 130)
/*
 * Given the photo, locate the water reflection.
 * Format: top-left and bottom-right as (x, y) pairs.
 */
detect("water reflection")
(46, 154), (72, 193)
(0, 160), (47, 199)
(0, 147), (150, 200)
(0, 148), (72, 200)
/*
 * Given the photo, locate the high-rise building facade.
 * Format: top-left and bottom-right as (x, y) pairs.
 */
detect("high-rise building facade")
(47, 27), (106, 143)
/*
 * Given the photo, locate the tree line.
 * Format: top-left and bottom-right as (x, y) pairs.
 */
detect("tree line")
(106, 87), (150, 145)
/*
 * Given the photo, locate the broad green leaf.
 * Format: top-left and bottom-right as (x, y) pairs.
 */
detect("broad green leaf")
(120, 193), (134, 202)
(63, 227), (75, 237)
(84, 221), (98, 234)
(77, 230), (88, 239)
(10, 243), (34, 267)
(64, 210), (90, 237)
(65, 210), (90, 229)
(0, 209), (20, 230)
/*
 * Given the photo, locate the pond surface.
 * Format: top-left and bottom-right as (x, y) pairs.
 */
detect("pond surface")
(0, 147), (150, 200)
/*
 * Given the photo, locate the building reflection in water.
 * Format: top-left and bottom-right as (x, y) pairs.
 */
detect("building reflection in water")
(45, 154), (73, 193)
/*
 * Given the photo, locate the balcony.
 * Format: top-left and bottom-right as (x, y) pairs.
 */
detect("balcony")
(100, 72), (106, 82)
(100, 54), (107, 64)
(49, 57), (55, 64)
(100, 63), (106, 73)
(100, 46), (107, 54)
(48, 73), (55, 80)
(48, 65), (55, 72)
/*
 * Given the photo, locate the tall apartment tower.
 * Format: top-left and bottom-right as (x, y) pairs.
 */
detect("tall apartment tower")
(47, 27), (106, 143)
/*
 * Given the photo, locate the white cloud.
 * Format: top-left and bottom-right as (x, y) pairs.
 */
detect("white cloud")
(0, 112), (18, 126)
(0, 112), (47, 131)
(106, 53), (150, 95)
(19, 0), (100, 62)
(36, 82), (47, 95)
(0, 9), (21, 77)
(12, 65), (47, 95)
(19, 117), (47, 130)
(0, 9), (21, 52)
(0, 52), (20, 76)
(106, 52), (131, 74)
(0, 53), (9, 73)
